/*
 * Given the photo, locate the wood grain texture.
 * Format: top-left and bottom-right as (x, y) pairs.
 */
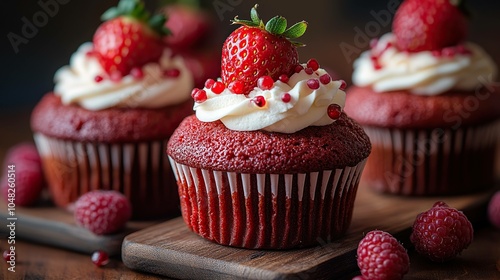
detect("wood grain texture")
(0, 200), (158, 256)
(0, 240), (166, 280)
(122, 184), (496, 280)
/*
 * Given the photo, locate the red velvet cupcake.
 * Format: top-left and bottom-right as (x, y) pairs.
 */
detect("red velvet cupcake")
(167, 6), (371, 249)
(345, 0), (500, 195)
(30, 0), (194, 219)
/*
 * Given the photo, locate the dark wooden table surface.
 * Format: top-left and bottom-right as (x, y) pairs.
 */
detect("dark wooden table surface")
(1, 110), (499, 280)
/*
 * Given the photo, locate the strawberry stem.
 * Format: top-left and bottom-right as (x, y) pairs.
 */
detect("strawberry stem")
(231, 4), (308, 44)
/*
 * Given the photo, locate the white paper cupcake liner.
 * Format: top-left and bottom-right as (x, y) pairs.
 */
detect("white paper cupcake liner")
(168, 157), (367, 249)
(34, 133), (179, 219)
(362, 120), (500, 195)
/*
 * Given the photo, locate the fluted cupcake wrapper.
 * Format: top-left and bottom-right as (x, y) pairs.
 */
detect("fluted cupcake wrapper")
(34, 133), (179, 219)
(362, 120), (500, 195)
(168, 157), (367, 249)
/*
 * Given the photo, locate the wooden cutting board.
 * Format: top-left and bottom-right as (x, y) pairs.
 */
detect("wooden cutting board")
(0, 199), (158, 256)
(122, 184), (494, 279)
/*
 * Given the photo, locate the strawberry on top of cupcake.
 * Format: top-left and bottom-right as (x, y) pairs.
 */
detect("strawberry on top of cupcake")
(352, 0), (497, 96)
(191, 5), (346, 134)
(55, 0), (194, 111)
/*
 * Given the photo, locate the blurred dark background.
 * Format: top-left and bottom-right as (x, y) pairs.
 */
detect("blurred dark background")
(1, 0), (499, 113)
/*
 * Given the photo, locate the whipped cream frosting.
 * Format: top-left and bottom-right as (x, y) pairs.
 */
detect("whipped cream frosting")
(352, 33), (498, 95)
(54, 43), (194, 110)
(194, 67), (346, 133)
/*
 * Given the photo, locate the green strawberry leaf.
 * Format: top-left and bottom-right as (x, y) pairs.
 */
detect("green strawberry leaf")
(118, 0), (138, 14)
(282, 21), (308, 39)
(265, 16), (287, 35)
(250, 4), (261, 25)
(101, 7), (122, 21)
(149, 14), (171, 36)
(101, 0), (171, 37)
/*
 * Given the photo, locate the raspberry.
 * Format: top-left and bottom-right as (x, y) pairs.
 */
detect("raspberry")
(487, 191), (500, 229)
(3, 142), (42, 166)
(1, 143), (45, 206)
(356, 230), (410, 280)
(410, 201), (473, 262)
(74, 190), (132, 235)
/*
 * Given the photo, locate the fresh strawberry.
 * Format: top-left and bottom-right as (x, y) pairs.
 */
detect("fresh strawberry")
(221, 4), (308, 95)
(392, 0), (468, 52)
(162, 3), (214, 50)
(93, 0), (170, 77)
(74, 190), (132, 235)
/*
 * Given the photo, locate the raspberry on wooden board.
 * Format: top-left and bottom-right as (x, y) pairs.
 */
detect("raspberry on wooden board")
(410, 201), (473, 262)
(356, 230), (410, 280)
(74, 190), (132, 235)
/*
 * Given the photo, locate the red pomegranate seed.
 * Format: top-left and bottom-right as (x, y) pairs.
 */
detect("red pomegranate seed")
(278, 74), (289, 83)
(257, 76), (274, 90)
(304, 67), (314, 75)
(281, 93), (291, 103)
(319, 74), (331, 85)
(192, 89), (207, 103)
(228, 80), (245, 94)
(94, 75), (104, 83)
(110, 71), (122, 82)
(370, 56), (383, 70)
(253, 96), (266, 107)
(211, 81), (225, 94)
(191, 88), (199, 98)
(457, 45), (472, 55)
(307, 79), (320, 90)
(339, 80), (347, 90)
(130, 67), (144, 79)
(164, 68), (181, 78)
(306, 58), (320, 71)
(442, 47), (456, 57)
(327, 104), (342, 120)
(432, 50), (441, 57)
(294, 65), (304, 73)
(205, 79), (215, 89)
(91, 250), (109, 267)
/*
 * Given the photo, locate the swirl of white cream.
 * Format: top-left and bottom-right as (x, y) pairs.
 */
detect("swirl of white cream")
(352, 33), (498, 95)
(54, 43), (194, 110)
(194, 67), (346, 133)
